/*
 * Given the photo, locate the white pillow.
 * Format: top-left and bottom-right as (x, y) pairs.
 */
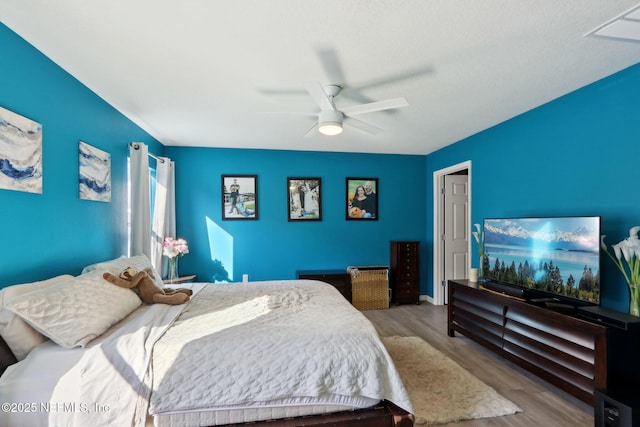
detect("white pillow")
(0, 274), (74, 360)
(82, 254), (165, 289)
(6, 270), (141, 348)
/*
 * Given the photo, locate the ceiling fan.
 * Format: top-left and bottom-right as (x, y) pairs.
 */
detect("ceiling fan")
(261, 47), (426, 137)
(294, 81), (409, 137)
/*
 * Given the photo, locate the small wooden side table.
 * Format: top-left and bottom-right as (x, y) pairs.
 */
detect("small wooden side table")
(163, 274), (197, 284)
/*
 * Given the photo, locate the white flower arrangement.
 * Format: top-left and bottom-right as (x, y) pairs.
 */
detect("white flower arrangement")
(601, 226), (640, 316)
(601, 226), (640, 287)
(472, 223), (484, 257)
(472, 223), (485, 276)
(162, 237), (189, 259)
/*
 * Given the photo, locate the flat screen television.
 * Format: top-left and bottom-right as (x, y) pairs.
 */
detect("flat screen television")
(481, 216), (601, 306)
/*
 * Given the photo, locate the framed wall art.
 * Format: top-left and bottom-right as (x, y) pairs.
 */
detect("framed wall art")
(79, 141), (111, 202)
(346, 178), (378, 220)
(0, 106), (43, 194)
(222, 175), (258, 220)
(287, 177), (321, 221)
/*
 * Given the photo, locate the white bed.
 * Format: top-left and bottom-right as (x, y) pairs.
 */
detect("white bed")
(0, 257), (413, 427)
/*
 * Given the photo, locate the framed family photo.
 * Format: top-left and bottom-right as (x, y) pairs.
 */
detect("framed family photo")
(287, 177), (321, 221)
(346, 178), (378, 220)
(222, 175), (258, 220)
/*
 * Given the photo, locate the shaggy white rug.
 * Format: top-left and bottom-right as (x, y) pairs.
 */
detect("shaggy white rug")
(381, 336), (521, 425)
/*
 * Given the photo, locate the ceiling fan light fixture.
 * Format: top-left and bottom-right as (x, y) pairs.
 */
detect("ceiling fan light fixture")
(318, 110), (343, 136)
(319, 123), (343, 136)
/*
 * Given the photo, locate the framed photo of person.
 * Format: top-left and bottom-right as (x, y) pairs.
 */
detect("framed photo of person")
(222, 175), (258, 220)
(346, 178), (378, 220)
(287, 177), (322, 221)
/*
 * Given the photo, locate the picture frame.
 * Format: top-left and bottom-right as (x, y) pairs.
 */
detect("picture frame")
(287, 177), (321, 221)
(79, 141), (111, 202)
(0, 106), (43, 194)
(222, 175), (258, 220)
(346, 178), (378, 220)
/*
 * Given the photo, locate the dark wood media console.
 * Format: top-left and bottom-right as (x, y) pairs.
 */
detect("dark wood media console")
(448, 279), (640, 406)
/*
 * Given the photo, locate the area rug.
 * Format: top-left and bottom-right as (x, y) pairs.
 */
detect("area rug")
(381, 336), (521, 425)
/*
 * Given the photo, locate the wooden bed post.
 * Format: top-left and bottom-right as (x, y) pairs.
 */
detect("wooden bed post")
(388, 401), (415, 427)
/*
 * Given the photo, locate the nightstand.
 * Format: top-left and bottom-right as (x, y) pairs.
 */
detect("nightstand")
(163, 274), (197, 284)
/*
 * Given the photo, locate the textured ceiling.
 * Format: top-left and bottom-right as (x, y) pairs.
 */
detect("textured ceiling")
(2, 1), (640, 154)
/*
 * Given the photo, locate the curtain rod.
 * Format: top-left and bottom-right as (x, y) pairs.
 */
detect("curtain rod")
(129, 142), (165, 163)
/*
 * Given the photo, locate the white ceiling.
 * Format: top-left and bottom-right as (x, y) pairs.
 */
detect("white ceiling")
(2, 1), (640, 155)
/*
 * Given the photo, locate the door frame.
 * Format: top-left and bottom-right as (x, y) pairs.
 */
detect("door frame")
(432, 160), (472, 305)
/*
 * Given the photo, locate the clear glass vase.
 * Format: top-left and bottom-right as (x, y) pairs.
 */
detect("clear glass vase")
(630, 283), (640, 317)
(167, 257), (179, 284)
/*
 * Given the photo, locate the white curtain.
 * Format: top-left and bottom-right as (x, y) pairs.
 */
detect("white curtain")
(151, 157), (176, 274)
(129, 143), (151, 258)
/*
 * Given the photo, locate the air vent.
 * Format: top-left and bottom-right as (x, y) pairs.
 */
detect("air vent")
(586, 4), (640, 43)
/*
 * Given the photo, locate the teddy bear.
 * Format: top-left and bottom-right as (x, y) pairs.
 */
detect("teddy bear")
(102, 267), (192, 305)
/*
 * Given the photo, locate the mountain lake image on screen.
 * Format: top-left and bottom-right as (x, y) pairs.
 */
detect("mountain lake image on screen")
(482, 216), (601, 304)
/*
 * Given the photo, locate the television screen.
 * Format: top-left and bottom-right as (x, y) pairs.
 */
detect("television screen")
(483, 216), (601, 305)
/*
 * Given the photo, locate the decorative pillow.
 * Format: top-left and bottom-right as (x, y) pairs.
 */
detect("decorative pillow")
(82, 254), (165, 289)
(6, 270), (141, 349)
(0, 274), (74, 360)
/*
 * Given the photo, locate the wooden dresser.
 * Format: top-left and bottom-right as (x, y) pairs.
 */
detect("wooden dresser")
(296, 269), (352, 302)
(389, 241), (420, 305)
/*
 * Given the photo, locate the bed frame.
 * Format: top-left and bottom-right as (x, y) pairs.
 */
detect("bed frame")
(222, 401), (414, 427)
(0, 335), (413, 427)
(0, 335), (17, 377)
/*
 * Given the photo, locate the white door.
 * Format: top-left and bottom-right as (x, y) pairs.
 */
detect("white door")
(443, 174), (469, 303)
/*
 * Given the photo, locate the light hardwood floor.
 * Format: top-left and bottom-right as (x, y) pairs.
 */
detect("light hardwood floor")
(363, 303), (595, 427)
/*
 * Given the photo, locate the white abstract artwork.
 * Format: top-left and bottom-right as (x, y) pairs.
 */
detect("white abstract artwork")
(0, 106), (43, 194)
(79, 141), (111, 202)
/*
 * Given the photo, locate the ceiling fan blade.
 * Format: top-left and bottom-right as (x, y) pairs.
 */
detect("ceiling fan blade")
(341, 97), (409, 117)
(259, 111), (317, 117)
(356, 66), (434, 91)
(344, 117), (383, 135)
(304, 82), (334, 111)
(315, 46), (346, 86)
(303, 121), (318, 138)
(257, 87), (307, 96)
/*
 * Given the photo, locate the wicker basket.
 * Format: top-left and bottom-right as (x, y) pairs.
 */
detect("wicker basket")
(348, 267), (390, 310)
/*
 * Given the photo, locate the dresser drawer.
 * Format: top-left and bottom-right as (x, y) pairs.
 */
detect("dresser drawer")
(395, 287), (419, 304)
(396, 280), (418, 290)
(397, 265), (418, 278)
(396, 286), (419, 296)
(399, 242), (418, 255)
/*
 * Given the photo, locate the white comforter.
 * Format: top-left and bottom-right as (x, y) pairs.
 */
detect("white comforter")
(150, 280), (412, 417)
(0, 285), (198, 427)
(0, 280), (412, 427)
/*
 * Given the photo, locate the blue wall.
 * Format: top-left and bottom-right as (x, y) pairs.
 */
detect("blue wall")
(4, 18), (640, 314)
(0, 23), (427, 291)
(0, 23), (164, 286)
(165, 147), (427, 284)
(425, 62), (640, 313)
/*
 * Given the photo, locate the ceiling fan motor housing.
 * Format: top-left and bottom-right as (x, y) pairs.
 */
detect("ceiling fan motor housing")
(319, 109), (343, 125)
(318, 109), (344, 135)
(324, 85), (342, 97)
